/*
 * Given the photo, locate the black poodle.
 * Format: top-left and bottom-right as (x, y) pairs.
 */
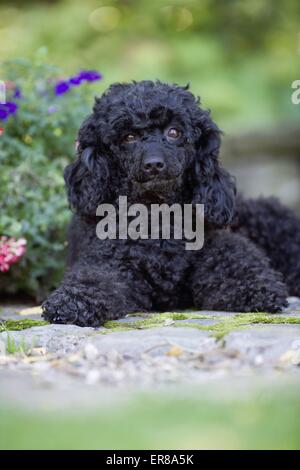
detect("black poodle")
(42, 81), (300, 326)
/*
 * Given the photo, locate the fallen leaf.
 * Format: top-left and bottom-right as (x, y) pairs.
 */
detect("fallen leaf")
(166, 345), (183, 357)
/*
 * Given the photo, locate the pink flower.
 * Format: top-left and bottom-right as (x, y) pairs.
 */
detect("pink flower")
(0, 236), (27, 272)
(4, 80), (16, 90)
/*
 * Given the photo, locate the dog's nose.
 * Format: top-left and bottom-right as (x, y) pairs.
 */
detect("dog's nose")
(142, 155), (166, 175)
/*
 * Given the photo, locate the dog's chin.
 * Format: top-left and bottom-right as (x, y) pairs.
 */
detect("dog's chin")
(130, 176), (182, 204)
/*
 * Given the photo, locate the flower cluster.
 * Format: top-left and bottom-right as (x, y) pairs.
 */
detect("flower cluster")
(54, 69), (102, 96)
(0, 101), (19, 121)
(0, 236), (27, 272)
(0, 69), (102, 122)
(0, 82), (21, 121)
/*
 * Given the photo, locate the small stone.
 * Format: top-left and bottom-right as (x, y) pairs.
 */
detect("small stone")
(163, 319), (175, 326)
(106, 349), (122, 364)
(67, 353), (82, 364)
(31, 347), (46, 356)
(85, 369), (101, 385)
(84, 343), (98, 361)
(254, 354), (264, 366)
(279, 349), (300, 366)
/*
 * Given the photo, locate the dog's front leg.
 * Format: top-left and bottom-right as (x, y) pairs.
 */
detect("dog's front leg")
(191, 231), (288, 313)
(42, 262), (149, 327)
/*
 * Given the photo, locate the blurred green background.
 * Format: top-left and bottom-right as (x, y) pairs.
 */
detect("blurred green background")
(1, 0), (299, 131)
(1, 388), (300, 449)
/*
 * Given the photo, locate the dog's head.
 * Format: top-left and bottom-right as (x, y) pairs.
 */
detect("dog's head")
(65, 80), (236, 227)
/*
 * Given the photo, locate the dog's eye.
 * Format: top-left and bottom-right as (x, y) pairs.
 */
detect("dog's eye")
(124, 133), (138, 143)
(166, 128), (181, 140)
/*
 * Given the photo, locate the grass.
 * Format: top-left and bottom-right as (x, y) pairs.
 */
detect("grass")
(5, 334), (31, 355)
(0, 390), (300, 449)
(0, 319), (46, 354)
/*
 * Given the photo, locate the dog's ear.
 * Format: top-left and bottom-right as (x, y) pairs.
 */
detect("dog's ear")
(64, 115), (112, 216)
(192, 112), (236, 227)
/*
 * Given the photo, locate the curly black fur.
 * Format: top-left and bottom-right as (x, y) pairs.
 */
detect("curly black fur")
(42, 80), (300, 327)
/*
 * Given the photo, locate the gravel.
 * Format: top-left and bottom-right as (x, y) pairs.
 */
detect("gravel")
(0, 297), (299, 409)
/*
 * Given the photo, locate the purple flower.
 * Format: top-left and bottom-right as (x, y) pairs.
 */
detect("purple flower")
(13, 88), (22, 99)
(5, 102), (18, 114)
(69, 76), (82, 86)
(0, 102), (18, 120)
(0, 106), (9, 121)
(54, 81), (70, 96)
(78, 70), (102, 82)
(54, 70), (102, 96)
(48, 105), (57, 114)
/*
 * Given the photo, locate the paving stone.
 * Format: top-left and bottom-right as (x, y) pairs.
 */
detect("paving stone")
(90, 326), (216, 356)
(0, 324), (96, 354)
(176, 318), (217, 326)
(192, 310), (237, 317)
(224, 324), (300, 367)
(116, 315), (148, 323)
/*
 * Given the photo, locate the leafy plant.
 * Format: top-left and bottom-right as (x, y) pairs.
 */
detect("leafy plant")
(0, 52), (102, 300)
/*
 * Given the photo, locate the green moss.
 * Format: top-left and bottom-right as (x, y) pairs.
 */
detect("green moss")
(0, 319), (48, 333)
(210, 313), (300, 341)
(103, 312), (213, 332)
(102, 311), (300, 342)
(104, 316), (164, 331)
(172, 312), (300, 341)
(101, 323), (136, 332)
(171, 313), (189, 321)
(173, 322), (211, 331)
(234, 313), (300, 325)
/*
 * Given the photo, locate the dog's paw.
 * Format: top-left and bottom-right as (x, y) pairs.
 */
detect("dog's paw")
(246, 285), (288, 314)
(42, 288), (91, 326)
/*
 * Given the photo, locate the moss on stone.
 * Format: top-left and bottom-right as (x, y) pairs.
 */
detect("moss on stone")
(103, 312), (213, 332)
(210, 313), (300, 341)
(0, 319), (48, 332)
(102, 311), (300, 341)
(171, 313), (189, 321)
(104, 316), (165, 331)
(3, 311), (297, 341)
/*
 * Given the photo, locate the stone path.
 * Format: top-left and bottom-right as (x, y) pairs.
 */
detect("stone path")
(0, 298), (300, 409)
